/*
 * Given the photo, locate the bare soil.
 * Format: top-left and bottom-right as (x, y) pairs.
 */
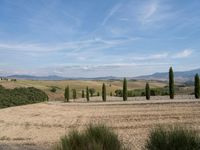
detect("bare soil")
(0, 97), (199, 150)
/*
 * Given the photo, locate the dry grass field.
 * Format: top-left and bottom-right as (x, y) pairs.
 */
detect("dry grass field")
(0, 96), (199, 150)
(0, 80), (168, 100)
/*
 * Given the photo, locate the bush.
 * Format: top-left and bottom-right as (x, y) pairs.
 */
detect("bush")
(55, 124), (124, 150)
(82, 90), (85, 98)
(0, 85), (48, 108)
(89, 88), (96, 97)
(145, 125), (200, 150)
(72, 89), (77, 99)
(50, 87), (57, 93)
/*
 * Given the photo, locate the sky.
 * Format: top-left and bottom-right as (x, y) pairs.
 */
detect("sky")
(0, 0), (200, 77)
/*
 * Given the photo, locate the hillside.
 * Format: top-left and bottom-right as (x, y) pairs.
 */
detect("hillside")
(0, 80), (167, 101)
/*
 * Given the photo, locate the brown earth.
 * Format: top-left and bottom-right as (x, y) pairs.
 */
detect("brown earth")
(0, 96), (199, 150)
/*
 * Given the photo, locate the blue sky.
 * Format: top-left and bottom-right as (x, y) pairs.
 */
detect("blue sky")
(0, 0), (200, 77)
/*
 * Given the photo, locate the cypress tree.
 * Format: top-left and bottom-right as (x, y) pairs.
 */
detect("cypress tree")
(72, 89), (76, 99)
(145, 82), (150, 100)
(123, 78), (127, 101)
(102, 83), (106, 102)
(194, 74), (200, 99)
(82, 90), (85, 98)
(64, 86), (69, 102)
(97, 92), (100, 96)
(169, 67), (174, 99)
(86, 86), (89, 102)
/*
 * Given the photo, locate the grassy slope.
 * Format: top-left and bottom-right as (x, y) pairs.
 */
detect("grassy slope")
(0, 80), (167, 100)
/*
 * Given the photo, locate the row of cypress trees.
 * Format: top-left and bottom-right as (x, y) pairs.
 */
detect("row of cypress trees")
(64, 84), (107, 102)
(64, 67), (200, 102)
(145, 67), (200, 100)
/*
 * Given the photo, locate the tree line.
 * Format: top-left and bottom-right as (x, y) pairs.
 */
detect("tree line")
(63, 67), (200, 102)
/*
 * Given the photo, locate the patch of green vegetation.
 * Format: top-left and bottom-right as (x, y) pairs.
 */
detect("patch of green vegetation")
(55, 124), (125, 150)
(0, 85), (48, 108)
(115, 87), (169, 97)
(145, 125), (200, 150)
(50, 87), (57, 93)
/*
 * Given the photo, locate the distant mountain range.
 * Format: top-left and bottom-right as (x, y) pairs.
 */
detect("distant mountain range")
(134, 68), (200, 82)
(2, 68), (200, 82)
(5, 75), (123, 81)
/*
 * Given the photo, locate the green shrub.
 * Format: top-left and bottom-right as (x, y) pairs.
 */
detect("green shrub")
(82, 90), (85, 98)
(72, 89), (77, 99)
(55, 124), (124, 150)
(145, 125), (200, 150)
(50, 87), (57, 93)
(89, 88), (96, 97)
(0, 85), (48, 108)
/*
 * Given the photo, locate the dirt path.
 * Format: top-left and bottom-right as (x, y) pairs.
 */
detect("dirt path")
(0, 98), (200, 150)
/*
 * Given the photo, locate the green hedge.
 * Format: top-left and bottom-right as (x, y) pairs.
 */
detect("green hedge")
(0, 85), (48, 108)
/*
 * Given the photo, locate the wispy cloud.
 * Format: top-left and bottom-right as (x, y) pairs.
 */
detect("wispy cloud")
(102, 3), (122, 25)
(139, 0), (158, 24)
(0, 37), (137, 54)
(173, 49), (193, 58)
(132, 52), (168, 61)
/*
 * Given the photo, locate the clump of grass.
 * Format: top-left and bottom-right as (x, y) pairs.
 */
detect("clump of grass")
(145, 125), (200, 150)
(55, 124), (124, 150)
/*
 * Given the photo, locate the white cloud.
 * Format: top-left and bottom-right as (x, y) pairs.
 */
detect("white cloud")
(173, 49), (193, 58)
(133, 52), (168, 61)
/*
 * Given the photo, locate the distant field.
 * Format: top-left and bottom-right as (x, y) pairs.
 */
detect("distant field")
(0, 98), (199, 150)
(0, 80), (168, 100)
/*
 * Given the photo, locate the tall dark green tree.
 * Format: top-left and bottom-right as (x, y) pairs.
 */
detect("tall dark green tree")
(145, 82), (150, 100)
(64, 86), (69, 102)
(72, 89), (76, 100)
(169, 67), (174, 99)
(194, 74), (200, 99)
(82, 90), (85, 98)
(86, 87), (89, 102)
(123, 78), (127, 101)
(102, 83), (106, 102)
